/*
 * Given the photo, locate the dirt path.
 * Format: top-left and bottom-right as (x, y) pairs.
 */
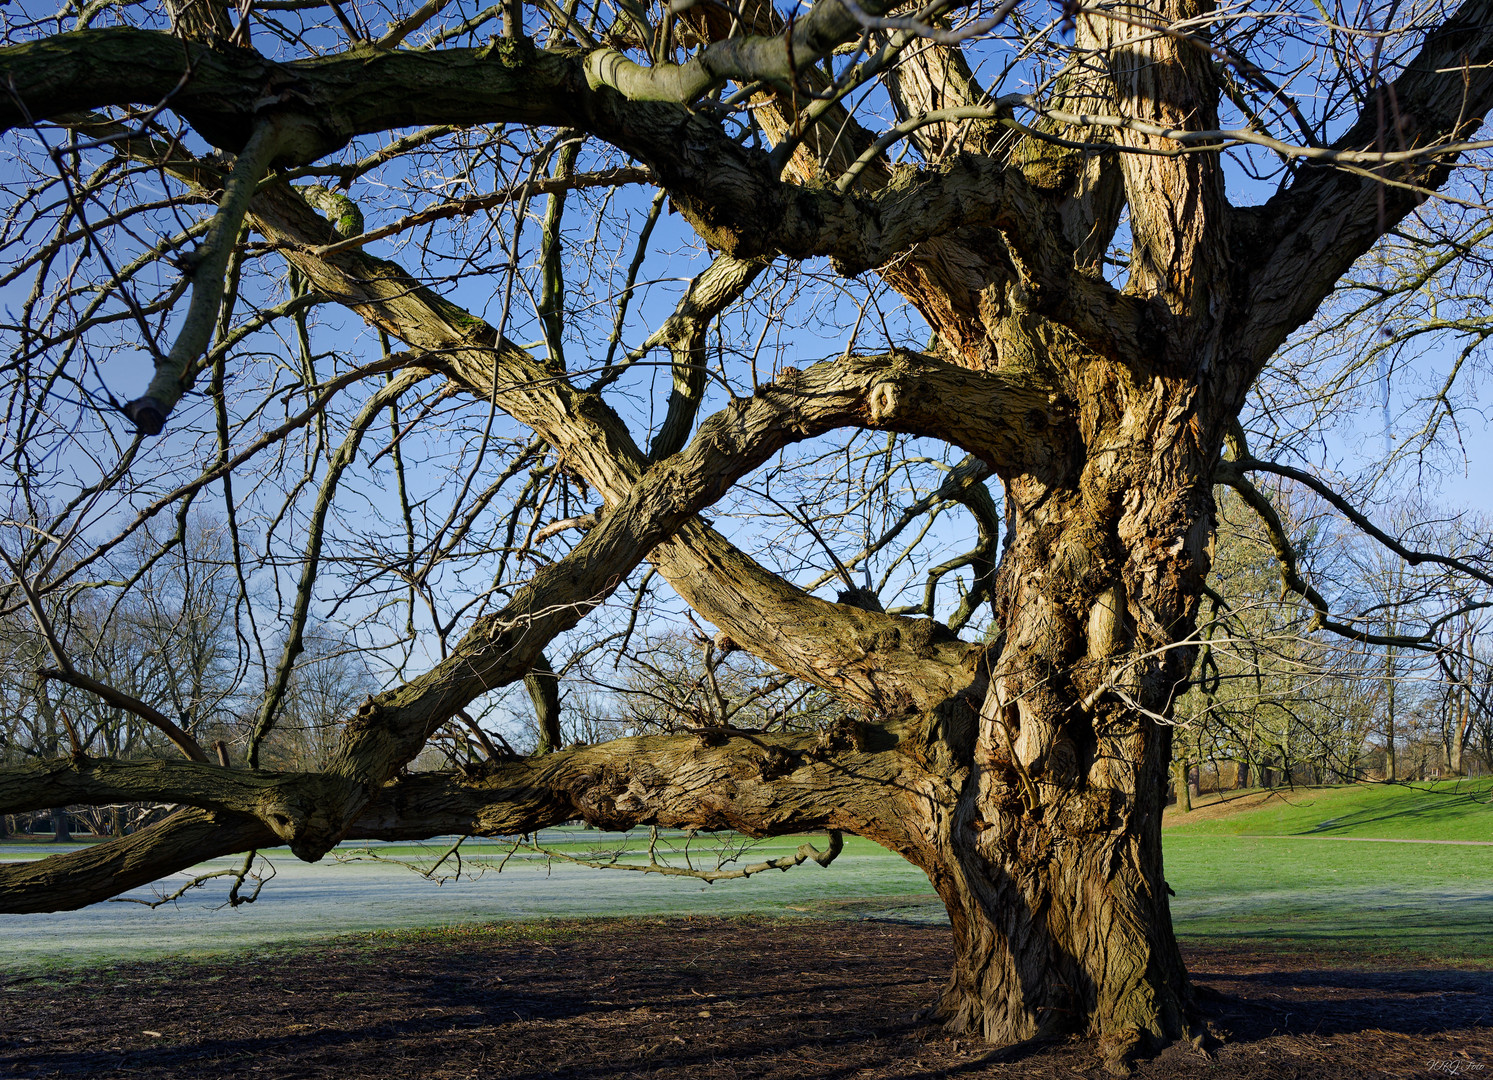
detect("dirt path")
(2, 917), (1488, 1079)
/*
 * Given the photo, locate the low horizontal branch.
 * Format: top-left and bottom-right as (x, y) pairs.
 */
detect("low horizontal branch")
(0, 808), (274, 914)
(0, 725), (924, 913)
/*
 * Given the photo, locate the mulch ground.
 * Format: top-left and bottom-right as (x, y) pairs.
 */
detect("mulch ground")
(1, 917), (1488, 1079)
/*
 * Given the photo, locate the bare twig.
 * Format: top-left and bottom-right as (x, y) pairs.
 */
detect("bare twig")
(527, 829), (843, 881)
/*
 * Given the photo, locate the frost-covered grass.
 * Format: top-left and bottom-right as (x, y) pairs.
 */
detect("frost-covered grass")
(6, 801), (1493, 973)
(0, 831), (935, 973)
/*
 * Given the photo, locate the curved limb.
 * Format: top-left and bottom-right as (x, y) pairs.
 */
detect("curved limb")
(0, 723), (925, 913)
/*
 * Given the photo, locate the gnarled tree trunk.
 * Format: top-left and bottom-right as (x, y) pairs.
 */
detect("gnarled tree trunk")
(929, 772), (1188, 1059)
(909, 374), (1211, 1060)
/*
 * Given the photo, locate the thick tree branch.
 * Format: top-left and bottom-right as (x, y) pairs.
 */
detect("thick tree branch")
(8, 31), (1055, 278)
(582, 0), (904, 103)
(234, 178), (1019, 718)
(120, 123), (322, 435)
(0, 725), (926, 913)
(230, 343), (1055, 858)
(0, 756), (346, 823)
(525, 653), (562, 754)
(1088, 0), (1230, 327)
(1239, 0), (1493, 367)
(0, 809), (272, 914)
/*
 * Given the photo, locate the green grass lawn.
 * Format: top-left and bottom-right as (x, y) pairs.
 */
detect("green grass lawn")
(7, 782), (1493, 971)
(1161, 779), (1493, 963)
(1164, 834), (1493, 963)
(1164, 776), (1493, 841)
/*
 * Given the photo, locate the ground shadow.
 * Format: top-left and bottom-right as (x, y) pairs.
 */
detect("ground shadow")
(1, 918), (1488, 1080)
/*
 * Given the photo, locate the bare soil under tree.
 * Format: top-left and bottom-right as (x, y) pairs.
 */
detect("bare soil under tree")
(1, 917), (1486, 1079)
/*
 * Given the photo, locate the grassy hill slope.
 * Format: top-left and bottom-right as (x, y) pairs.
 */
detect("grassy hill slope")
(1164, 778), (1493, 841)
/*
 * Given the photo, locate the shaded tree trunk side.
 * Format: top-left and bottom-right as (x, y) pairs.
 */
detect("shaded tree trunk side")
(51, 807), (72, 842)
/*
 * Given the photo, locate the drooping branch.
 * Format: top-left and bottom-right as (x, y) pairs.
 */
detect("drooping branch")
(36, 668), (212, 764)
(1215, 418), (1493, 647)
(524, 829), (843, 881)
(1214, 457), (1493, 655)
(644, 256), (770, 462)
(122, 115), (323, 435)
(1226, 454), (1493, 594)
(1212, 459), (1431, 648)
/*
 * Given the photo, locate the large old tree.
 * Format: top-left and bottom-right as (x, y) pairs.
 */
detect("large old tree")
(2, 0), (1492, 1066)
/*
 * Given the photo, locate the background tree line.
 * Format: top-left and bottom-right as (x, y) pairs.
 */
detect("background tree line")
(7, 473), (1490, 841)
(0, 519), (376, 837)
